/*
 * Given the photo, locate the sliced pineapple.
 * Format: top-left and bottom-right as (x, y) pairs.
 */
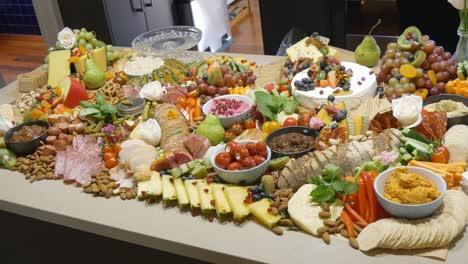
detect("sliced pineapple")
(224, 186), (250, 221)
(211, 183), (232, 218)
(248, 198), (281, 229)
(185, 179), (201, 209)
(162, 175), (177, 201)
(137, 171), (162, 199)
(173, 178), (189, 207)
(197, 180), (215, 214)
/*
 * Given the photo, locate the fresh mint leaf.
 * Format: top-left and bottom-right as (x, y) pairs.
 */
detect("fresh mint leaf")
(99, 103), (117, 115)
(283, 99), (298, 114)
(310, 185), (335, 203)
(257, 103), (275, 121)
(330, 181), (346, 192)
(322, 164), (342, 182)
(91, 112), (106, 120)
(79, 108), (100, 116)
(343, 181), (358, 195)
(307, 176), (324, 185)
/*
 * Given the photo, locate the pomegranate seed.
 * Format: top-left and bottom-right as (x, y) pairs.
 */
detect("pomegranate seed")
(358, 81), (362, 85)
(319, 90), (324, 95)
(204, 188), (209, 193)
(191, 181), (197, 186)
(210, 200), (215, 206)
(208, 215), (214, 222)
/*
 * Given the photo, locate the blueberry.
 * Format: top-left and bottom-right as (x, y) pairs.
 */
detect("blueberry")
(395, 73), (402, 80)
(252, 194), (262, 201)
(378, 91), (385, 98)
(260, 192), (268, 198)
(320, 62), (326, 69)
(307, 69), (313, 77)
(408, 54), (415, 62)
(342, 83), (351, 91)
(342, 109), (348, 116)
(302, 77), (311, 83)
(324, 66), (330, 72)
(327, 95), (335, 102)
(294, 80), (304, 89)
(412, 34), (419, 41)
(312, 32), (319, 37)
(330, 123), (339, 130)
(288, 69), (293, 75)
(181, 176), (187, 180)
(249, 186), (261, 194)
(268, 193), (276, 200)
(333, 111), (346, 122)
(340, 65), (346, 71)
(203, 73), (208, 80)
(306, 83), (315, 90)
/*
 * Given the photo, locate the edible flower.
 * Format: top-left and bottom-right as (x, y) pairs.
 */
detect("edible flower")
(168, 110), (179, 119)
(102, 124), (115, 134)
(336, 70), (349, 83)
(378, 151), (399, 165)
(57, 27), (76, 49)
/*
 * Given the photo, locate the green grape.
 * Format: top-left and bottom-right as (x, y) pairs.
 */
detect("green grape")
(388, 77), (398, 87)
(399, 77), (409, 84)
(55, 41), (61, 48)
(44, 55), (49, 64)
(106, 51), (113, 58)
(107, 53), (116, 62)
(73, 29), (80, 34)
(106, 44), (113, 50)
(78, 31), (86, 39)
(85, 43), (94, 50)
(89, 38), (97, 46)
(78, 38), (87, 47)
(95, 40), (106, 48)
(402, 83), (410, 90)
(48, 47), (54, 52)
(416, 68), (424, 78)
(42, 64), (49, 70)
(80, 28), (86, 33)
(85, 32), (93, 41)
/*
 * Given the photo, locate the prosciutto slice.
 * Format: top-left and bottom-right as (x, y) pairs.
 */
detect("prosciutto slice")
(54, 135), (103, 184)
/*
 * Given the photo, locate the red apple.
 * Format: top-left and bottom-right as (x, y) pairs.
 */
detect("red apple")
(59, 76), (88, 108)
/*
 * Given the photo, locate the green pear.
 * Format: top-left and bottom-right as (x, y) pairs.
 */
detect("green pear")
(355, 19), (381, 67)
(83, 59), (106, 89)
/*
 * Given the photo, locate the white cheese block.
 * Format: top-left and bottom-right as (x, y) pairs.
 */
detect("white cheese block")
(288, 184), (344, 236)
(287, 37), (338, 62)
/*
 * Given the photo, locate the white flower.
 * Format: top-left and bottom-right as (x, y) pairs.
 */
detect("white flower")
(449, 0), (468, 10)
(57, 27), (76, 49)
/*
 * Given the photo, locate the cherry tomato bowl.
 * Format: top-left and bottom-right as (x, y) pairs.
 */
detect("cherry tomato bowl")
(265, 126), (318, 159)
(211, 140), (271, 185)
(202, 95), (253, 129)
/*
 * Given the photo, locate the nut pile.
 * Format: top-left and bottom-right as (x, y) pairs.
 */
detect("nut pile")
(268, 188), (296, 236)
(17, 88), (46, 113)
(82, 171), (137, 200)
(316, 202), (360, 249)
(12, 152), (56, 182)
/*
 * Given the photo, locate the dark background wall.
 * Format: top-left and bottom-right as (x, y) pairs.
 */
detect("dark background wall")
(0, 0), (40, 35)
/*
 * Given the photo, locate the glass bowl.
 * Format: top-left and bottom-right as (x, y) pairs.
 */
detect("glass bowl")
(132, 26), (202, 56)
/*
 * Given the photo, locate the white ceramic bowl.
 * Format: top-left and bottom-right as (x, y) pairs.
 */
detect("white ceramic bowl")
(374, 166), (446, 219)
(211, 140), (271, 185)
(202, 95), (253, 129)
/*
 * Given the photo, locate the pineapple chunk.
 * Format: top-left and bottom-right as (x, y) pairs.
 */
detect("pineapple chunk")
(197, 180), (215, 213)
(162, 175), (177, 201)
(185, 179), (201, 209)
(211, 184), (232, 217)
(224, 186), (250, 221)
(352, 116), (363, 135)
(173, 178), (189, 207)
(316, 108), (331, 125)
(137, 171), (162, 199)
(249, 198), (281, 229)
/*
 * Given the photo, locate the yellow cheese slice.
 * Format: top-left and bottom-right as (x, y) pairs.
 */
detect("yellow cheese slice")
(89, 47), (107, 72)
(48, 49), (71, 87)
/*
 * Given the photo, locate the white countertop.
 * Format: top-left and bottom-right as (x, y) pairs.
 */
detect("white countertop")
(1, 52), (467, 264)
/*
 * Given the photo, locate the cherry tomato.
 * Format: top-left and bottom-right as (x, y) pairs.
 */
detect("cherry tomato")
(435, 146), (450, 161)
(261, 121), (281, 134)
(231, 123), (243, 136)
(104, 158), (118, 169)
(227, 162), (242, 171)
(243, 119), (256, 129)
(283, 117), (298, 127)
(252, 155), (266, 166)
(255, 141), (268, 157)
(235, 146), (250, 161)
(430, 151), (449, 164)
(215, 152), (232, 169)
(103, 152), (116, 161)
(245, 142), (257, 156)
(102, 146), (113, 153)
(112, 143), (121, 155)
(225, 141), (240, 159)
(241, 157), (257, 169)
(264, 83), (275, 92)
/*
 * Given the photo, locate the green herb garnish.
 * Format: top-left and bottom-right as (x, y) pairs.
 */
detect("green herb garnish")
(307, 164), (358, 203)
(254, 91), (298, 120)
(79, 92), (117, 121)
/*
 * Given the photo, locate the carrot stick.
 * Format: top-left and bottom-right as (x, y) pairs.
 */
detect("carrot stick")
(363, 172), (376, 223)
(188, 107), (195, 125)
(358, 177), (368, 219)
(408, 160), (454, 176)
(345, 203), (368, 227)
(340, 211), (355, 238)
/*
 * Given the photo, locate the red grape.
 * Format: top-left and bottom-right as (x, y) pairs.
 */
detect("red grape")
(391, 67), (399, 76)
(220, 65), (230, 75)
(198, 83), (208, 94)
(436, 72), (445, 81)
(430, 87), (439, 95)
(246, 69), (254, 77)
(218, 86), (229, 95)
(240, 73), (248, 84)
(446, 58), (455, 65)
(196, 78), (205, 85)
(408, 83), (416, 93)
(436, 82), (446, 92)
(439, 61), (447, 71)
(427, 54), (438, 63)
(441, 71), (450, 81)
(442, 52), (452, 60)
(207, 85), (217, 96)
(416, 77), (426, 88)
(421, 60), (431, 70)
(433, 46), (444, 55)
(447, 65), (457, 75)
(423, 40), (436, 53)
(425, 79), (434, 88)
(247, 76), (256, 85)
(431, 62), (441, 72)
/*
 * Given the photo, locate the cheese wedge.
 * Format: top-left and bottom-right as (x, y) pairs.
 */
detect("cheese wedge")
(48, 49), (71, 87)
(286, 37), (339, 62)
(88, 47), (107, 72)
(288, 184), (343, 236)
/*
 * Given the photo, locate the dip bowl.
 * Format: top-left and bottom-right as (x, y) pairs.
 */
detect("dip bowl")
(202, 95), (253, 129)
(5, 120), (49, 156)
(211, 140), (271, 185)
(374, 166), (447, 219)
(423, 94), (468, 128)
(265, 126), (318, 158)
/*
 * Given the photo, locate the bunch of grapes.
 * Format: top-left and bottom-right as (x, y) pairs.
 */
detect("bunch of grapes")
(377, 35), (456, 99)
